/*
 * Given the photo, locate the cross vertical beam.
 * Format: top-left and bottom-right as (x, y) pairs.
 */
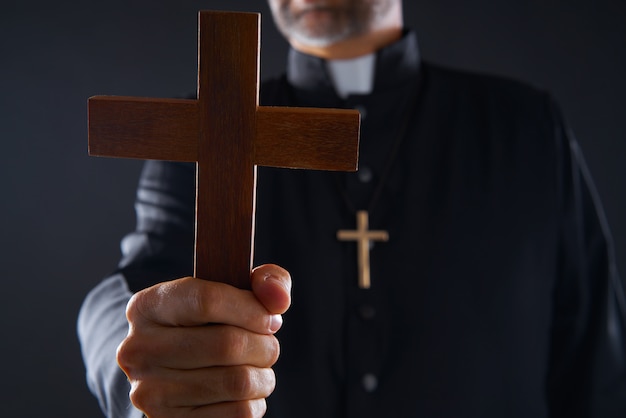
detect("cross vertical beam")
(195, 12), (258, 286)
(88, 11), (361, 290)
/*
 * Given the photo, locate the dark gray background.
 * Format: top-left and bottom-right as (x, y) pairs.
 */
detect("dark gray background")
(1, 0), (624, 416)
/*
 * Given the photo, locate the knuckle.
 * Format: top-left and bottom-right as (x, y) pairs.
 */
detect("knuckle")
(129, 379), (174, 417)
(229, 366), (256, 399)
(214, 330), (280, 367)
(116, 329), (159, 379)
(188, 281), (223, 321)
(262, 368), (277, 396)
(229, 399), (268, 418)
(126, 287), (160, 325)
(216, 327), (249, 362)
(266, 335), (281, 366)
(116, 336), (142, 376)
(225, 366), (265, 399)
(128, 380), (157, 414)
(225, 366), (276, 400)
(124, 292), (143, 323)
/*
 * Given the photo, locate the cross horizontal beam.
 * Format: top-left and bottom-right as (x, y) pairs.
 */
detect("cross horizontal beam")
(89, 98), (360, 171)
(88, 11), (360, 289)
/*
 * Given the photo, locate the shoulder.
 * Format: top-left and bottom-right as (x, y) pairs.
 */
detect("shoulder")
(422, 61), (547, 100)
(421, 61), (562, 131)
(421, 61), (556, 112)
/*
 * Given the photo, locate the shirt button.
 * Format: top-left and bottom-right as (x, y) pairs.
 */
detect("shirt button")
(354, 104), (367, 119)
(362, 373), (378, 393)
(358, 305), (376, 320)
(358, 165), (373, 183)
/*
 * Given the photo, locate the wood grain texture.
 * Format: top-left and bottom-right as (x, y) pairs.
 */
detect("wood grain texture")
(256, 106), (360, 171)
(88, 96), (198, 161)
(195, 11), (259, 288)
(87, 11), (361, 290)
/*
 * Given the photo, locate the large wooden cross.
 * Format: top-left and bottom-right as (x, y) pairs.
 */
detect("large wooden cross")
(88, 11), (360, 289)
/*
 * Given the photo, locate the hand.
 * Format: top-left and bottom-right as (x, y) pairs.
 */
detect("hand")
(116, 264), (292, 418)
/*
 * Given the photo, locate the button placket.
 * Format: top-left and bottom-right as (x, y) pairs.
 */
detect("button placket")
(358, 165), (373, 183)
(362, 373), (379, 393)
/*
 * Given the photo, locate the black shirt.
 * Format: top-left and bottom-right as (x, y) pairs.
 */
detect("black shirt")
(81, 31), (626, 417)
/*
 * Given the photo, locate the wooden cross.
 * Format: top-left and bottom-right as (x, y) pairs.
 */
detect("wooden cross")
(88, 11), (360, 290)
(337, 210), (389, 289)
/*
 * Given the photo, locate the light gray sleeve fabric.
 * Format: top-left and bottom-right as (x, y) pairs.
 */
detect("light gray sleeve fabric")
(77, 274), (144, 418)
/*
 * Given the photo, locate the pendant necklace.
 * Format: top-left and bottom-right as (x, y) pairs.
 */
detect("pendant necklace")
(336, 81), (421, 289)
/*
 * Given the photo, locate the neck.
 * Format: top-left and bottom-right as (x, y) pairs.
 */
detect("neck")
(291, 27), (403, 60)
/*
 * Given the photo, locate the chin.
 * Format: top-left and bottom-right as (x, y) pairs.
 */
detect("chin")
(289, 26), (353, 48)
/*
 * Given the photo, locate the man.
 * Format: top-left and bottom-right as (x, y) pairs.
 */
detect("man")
(78, 1), (626, 417)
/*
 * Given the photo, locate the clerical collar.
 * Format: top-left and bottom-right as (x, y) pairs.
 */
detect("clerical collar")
(326, 54), (376, 99)
(286, 30), (420, 100)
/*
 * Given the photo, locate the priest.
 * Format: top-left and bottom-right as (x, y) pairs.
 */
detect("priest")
(78, 0), (626, 417)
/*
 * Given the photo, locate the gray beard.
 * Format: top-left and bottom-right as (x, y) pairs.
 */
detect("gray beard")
(275, 3), (369, 48)
(286, 25), (354, 48)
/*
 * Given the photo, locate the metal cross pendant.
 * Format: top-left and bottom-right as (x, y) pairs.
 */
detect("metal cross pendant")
(337, 210), (389, 289)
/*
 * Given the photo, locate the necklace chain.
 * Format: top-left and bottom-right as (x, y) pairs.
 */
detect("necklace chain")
(335, 79), (422, 216)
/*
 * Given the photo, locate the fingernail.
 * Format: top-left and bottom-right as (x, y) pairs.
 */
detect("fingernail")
(264, 272), (291, 293)
(269, 314), (283, 333)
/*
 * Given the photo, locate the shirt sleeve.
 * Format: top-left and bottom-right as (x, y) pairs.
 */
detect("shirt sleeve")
(77, 274), (143, 418)
(547, 99), (626, 417)
(77, 160), (196, 416)
(116, 160), (196, 292)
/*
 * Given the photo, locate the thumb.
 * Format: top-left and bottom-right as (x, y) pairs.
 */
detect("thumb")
(251, 264), (292, 315)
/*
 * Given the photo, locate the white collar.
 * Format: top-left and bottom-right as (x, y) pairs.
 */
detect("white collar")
(326, 53), (376, 99)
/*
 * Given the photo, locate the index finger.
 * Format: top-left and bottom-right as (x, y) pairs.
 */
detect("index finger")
(126, 277), (280, 335)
